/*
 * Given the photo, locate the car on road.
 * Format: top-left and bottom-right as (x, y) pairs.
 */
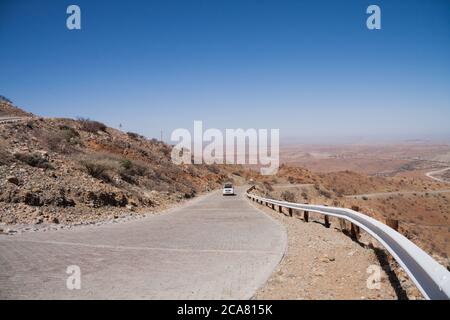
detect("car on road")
(222, 183), (234, 196)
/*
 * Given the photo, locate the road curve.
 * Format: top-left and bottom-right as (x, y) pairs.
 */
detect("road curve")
(345, 189), (450, 199)
(425, 167), (450, 184)
(0, 187), (286, 299)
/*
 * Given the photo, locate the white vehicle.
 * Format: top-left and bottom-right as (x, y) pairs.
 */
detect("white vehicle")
(222, 183), (234, 196)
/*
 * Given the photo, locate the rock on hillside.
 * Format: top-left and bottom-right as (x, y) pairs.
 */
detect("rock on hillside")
(0, 103), (254, 227)
(0, 98), (33, 117)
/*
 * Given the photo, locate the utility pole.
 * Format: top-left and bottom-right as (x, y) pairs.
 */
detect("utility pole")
(160, 129), (163, 142)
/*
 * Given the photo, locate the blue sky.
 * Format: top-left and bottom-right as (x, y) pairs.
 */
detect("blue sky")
(0, 0), (449, 142)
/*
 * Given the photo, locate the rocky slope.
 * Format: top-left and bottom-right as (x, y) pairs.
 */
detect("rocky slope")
(1, 100), (448, 265)
(251, 164), (449, 264)
(0, 101), (254, 229)
(0, 99), (32, 117)
(253, 202), (423, 300)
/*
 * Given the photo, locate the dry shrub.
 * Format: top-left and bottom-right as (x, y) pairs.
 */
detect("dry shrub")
(14, 153), (53, 169)
(281, 190), (296, 202)
(0, 150), (11, 166)
(59, 125), (80, 143)
(159, 145), (172, 157)
(119, 159), (148, 184)
(206, 164), (221, 174)
(79, 155), (118, 182)
(318, 188), (333, 199)
(263, 181), (273, 192)
(127, 132), (143, 140)
(78, 118), (107, 133)
(40, 131), (72, 154)
(0, 141), (12, 165)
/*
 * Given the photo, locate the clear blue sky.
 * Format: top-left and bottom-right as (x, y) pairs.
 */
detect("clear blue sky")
(0, 0), (449, 142)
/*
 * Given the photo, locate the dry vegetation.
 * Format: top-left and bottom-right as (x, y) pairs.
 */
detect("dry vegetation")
(1, 100), (448, 266)
(251, 164), (450, 264)
(0, 101), (256, 227)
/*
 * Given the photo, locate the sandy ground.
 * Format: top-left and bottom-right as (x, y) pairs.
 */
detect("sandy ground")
(251, 200), (423, 300)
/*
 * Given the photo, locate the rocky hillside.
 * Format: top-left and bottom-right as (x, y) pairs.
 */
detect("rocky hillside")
(0, 99), (32, 117)
(0, 102), (254, 227)
(1, 100), (448, 262)
(251, 164), (449, 261)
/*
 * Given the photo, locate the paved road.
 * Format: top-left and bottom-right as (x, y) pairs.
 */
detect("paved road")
(271, 183), (314, 189)
(0, 116), (28, 124)
(345, 189), (450, 199)
(0, 187), (286, 299)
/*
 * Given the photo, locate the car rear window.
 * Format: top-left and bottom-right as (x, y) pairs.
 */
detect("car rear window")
(224, 184), (233, 188)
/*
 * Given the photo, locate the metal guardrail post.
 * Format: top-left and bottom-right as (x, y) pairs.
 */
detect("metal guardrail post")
(324, 215), (330, 228)
(304, 210), (309, 222)
(350, 223), (360, 240)
(386, 218), (399, 231)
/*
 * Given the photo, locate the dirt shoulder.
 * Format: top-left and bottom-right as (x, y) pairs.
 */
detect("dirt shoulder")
(250, 200), (424, 300)
(0, 188), (219, 235)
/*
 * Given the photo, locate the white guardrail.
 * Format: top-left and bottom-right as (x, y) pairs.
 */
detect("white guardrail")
(246, 190), (450, 300)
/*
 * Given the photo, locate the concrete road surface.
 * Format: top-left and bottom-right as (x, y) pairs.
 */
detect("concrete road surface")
(0, 187), (286, 299)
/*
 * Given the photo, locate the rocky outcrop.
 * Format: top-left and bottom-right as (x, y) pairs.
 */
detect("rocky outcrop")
(85, 191), (128, 208)
(0, 103), (254, 226)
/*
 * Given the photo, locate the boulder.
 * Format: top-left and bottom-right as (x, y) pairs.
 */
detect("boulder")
(6, 176), (19, 185)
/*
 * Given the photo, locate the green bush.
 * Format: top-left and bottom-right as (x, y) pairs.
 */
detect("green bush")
(121, 159), (132, 170)
(14, 153), (53, 169)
